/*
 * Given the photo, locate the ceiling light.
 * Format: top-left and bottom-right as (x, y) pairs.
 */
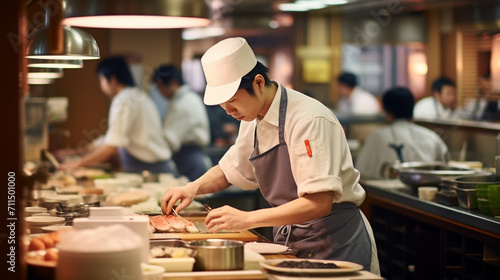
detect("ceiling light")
(28, 78), (54, 85)
(279, 1), (327, 12)
(182, 26), (225, 40)
(63, 0), (211, 29)
(321, 0), (349, 5)
(26, 25), (100, 60)
(28, 59), (84, 69)
(27, 68), (64, 79)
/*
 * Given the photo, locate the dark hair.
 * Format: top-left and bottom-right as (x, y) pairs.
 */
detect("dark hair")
(431, 77), (455, 95)
(152, 64), (184, 85)
(96, 56), (135, 87)
(382, 87), (415, 119)
(337, 72), (357, 88)
(238, 61), (271, 95)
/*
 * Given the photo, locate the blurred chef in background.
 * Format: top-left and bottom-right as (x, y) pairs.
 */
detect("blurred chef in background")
(336, 72), (381, 115)
(413, 77), (458, 119)
(152, 64), (212, 181)
(355, 87), (448, 179)
(60, 56), (175, 174)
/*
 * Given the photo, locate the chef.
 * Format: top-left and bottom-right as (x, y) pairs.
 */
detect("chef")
(355, 87), (449, 179)
(161, 37), (379, 274)
(151, 64), (212, 181)
(60, 56), (176, 174)
(413, 77), (458, 119)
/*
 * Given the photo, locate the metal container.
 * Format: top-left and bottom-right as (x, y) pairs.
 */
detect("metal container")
(394, 162), (477, 191)
(186, 239), (244, 271)
(454, 175), (500, 189)
(453, 175), (500, 214)
(453, 187), (478, 209)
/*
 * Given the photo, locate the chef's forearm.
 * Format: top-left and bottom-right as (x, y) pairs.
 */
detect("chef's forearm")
(77, 145), (118, 168)
(191, 165), (231, 195)
(247, 191), (335, 228)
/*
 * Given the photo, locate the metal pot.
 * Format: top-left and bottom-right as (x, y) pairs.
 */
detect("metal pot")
(454, 175), (500, 189)
(394, 162), (478, 191)
(186, 239), (244, 271)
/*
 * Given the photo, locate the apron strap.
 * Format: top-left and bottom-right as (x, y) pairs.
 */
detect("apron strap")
(253, 84), (288, 151)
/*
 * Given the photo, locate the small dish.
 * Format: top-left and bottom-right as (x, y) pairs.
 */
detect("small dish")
(142, 263), (165, 280)
(41, 225), (73, 233)
(245, 242), (288, 254)
(148, 257), (195, 272)
(260, 258), (363, 275)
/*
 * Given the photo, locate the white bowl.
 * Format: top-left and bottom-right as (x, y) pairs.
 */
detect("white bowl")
(25, 206), (47, 216)
(41, 225), (73, 233)
(26, 216), (66, 227)
(142, 263), (165, 280)
(148, 257), (195, 272)
(93, 178), (134, 194)
(114, 172), (145, 184)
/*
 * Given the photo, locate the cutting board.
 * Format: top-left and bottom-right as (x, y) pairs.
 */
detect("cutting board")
(150, 216), (259, 242)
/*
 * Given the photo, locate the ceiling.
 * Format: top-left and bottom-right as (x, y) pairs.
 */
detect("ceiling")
(214, 0), (500, 37)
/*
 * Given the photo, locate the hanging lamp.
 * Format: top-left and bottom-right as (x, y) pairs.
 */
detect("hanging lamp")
(28, 59), (84, 69)
(62, 0), (211, 29)
(26, 3), (99, 60)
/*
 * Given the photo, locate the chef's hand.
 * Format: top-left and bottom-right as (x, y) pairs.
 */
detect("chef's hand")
(161, 183), (197, 215)
(205, 205), (250, 232)
(58, 160), (81, 172)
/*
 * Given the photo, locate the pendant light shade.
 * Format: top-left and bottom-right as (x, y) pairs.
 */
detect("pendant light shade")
(28, 68), (64, 79)
(28, 59), (84, 69)
(62, 0), (211, 29)
(26, 25), (100, 60)
(28, 78), (54, 85)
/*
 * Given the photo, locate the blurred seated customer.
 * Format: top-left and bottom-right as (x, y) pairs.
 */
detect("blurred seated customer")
(60, 56), (175, 174)
(152, 64), (212, 181)
(413, 77), (459, 119)
(336, 72), (381, 115)
(355, 87), (448, 179)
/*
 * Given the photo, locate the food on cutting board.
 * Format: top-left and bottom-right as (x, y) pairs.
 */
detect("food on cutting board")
(150, 246), (196, 258)
(275, 260), (340, 269)
(149, 214), (199, 233)
(105, 191), (150, 207)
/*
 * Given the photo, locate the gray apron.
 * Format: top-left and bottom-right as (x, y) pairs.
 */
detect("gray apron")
(249, 85), (372, 270)
(118, 147), (177, 174)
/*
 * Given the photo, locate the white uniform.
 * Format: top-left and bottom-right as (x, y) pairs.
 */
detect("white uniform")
(337, 87), (381, 115)
(413, 96), (458, 119)
(104, 87), (171, 163)
(355, 120), (448, 179)
(163, 85), (210, 151)
(219, 84), (365, 204)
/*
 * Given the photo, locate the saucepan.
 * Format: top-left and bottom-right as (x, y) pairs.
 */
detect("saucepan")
(186, 239), (244, 271)
(393, 161), (478, 191)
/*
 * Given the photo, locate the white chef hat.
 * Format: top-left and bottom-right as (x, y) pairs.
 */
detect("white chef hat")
(201, 37), (257, 105)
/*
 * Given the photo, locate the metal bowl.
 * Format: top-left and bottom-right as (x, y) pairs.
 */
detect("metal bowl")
(186, 239), (244, 271)
(394, 162), (477, 191)
(453, 175), (500, 189)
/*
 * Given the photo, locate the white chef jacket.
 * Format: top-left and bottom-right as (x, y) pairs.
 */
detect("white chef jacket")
(355, 120), (448, 179)
(219, 83), (366, 205)
(337, 87), (381, 115)
(104, 87), (171, 162)
(413, 96), (458, 119)
(163, 85), (210, 152)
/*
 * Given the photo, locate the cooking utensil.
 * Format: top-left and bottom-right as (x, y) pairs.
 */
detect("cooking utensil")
(203, 204), (212, 213)
(394, 161), (477, 191)
(186, 239), (244, 271)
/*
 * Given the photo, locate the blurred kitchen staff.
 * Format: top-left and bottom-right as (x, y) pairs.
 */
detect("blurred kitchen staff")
(152, 64), (211, 181)
(161, 37), (379, 274)
(336, 72), (381, 115)
(355, 87), (448, 179)
(60, 56), (176, 174)
(413, 77), (458, 119)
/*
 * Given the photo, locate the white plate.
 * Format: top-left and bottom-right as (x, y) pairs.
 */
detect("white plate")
(260, 258), (363, 275)
(245, 242), (288, 254)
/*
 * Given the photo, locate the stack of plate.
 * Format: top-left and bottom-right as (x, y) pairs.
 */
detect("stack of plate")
(25, 216), (65, 234)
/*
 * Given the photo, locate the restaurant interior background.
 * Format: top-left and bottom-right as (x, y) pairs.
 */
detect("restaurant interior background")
(3, 0), (500, 278)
